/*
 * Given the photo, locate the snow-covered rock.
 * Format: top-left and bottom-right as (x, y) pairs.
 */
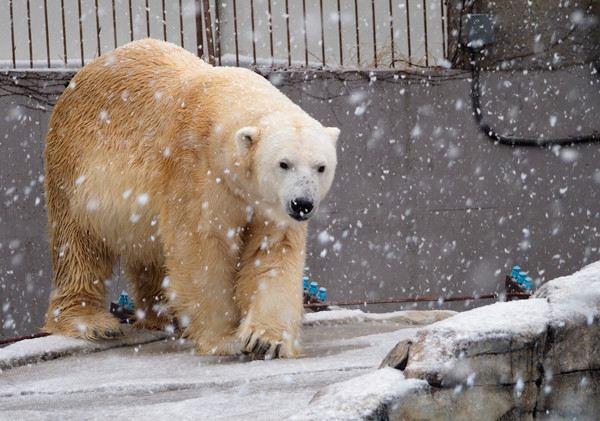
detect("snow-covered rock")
(287, 367), (429, 421)
(298, 261), (600, 420)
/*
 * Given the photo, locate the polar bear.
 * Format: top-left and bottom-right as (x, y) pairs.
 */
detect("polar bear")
(43, 38), (339, 359)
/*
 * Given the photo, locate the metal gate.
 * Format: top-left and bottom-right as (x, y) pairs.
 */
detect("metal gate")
(1, 0), (447, 69)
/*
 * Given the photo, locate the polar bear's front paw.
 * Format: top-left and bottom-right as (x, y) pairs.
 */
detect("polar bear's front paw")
(243, 331), (284, 360)
(238, 323), (300, 360)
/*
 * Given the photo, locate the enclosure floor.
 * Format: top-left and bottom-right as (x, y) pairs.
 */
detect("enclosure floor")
(0, 310), (448, 420)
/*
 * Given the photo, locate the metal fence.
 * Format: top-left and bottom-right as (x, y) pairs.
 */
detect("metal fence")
(1, 0), (447, 69)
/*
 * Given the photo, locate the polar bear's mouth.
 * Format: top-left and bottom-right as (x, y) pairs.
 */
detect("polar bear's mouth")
(288, 197), (315, 221)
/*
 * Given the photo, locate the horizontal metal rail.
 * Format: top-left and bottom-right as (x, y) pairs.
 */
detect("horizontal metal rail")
(304, 292), (532, 308)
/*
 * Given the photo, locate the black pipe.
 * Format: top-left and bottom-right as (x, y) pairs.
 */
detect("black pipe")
(470, 52), (600, 147)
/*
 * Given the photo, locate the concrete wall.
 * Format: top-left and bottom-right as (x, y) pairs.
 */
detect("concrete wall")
(447, 0), (600, 70)
(1, 64), (599, 340)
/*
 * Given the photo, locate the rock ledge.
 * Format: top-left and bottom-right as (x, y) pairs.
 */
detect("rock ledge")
(295, 261), (600, 420)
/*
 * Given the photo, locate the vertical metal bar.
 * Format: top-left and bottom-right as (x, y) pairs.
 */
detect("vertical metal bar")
(9, 0), (15, 68)
(27, 0), (33, 68)
(371, 0), (376, 67)
(61, 0), (67, 66)
(405, 0), (411, 64)
(302, 0), (308, 66)
(128, 0), (134, 42)
(233, 0), (239, 66)
(195, 0), (204, 59)
(146, 0), (150, 37)
(337, 0), (342, 66)
(319, 0), (325, 65)
(163, 0), (167, 42)
(78, 0), (84, 66)
(440, 0), (447, 59)
(202, 0), (215, 64)
(179, 0), (185, 48)
(250, 0), (257, 65)
(285, 0), (291, 67)
(44, 0), (51, 67)
(112, 0), (118, 48)
(95, 0), (101, 57)
(354, 0), (360, 66)
(389, 0), (394, 68)
(215, 0), (221, 65)
(267, 0), (274, 65)
(422, 0), (428, 66)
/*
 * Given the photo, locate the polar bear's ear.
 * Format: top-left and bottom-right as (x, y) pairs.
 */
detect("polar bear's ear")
(325, 127), (340, 145)
(236, 127), (259, 156)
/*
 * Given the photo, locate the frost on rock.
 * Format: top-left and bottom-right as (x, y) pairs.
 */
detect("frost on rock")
(288, 368), (428, 421)
(400, 298), (551, 387)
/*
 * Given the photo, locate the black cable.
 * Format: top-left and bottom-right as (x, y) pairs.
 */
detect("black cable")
(470, 52), (600, 147)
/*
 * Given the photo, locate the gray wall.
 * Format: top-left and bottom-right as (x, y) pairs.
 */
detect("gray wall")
(448, 0), (600, 70)
(1, 64), (599, 340)
(0, 72), (67, 340)
(292, 65), (600, 311)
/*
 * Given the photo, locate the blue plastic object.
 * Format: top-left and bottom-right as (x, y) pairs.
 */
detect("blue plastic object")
(308, 282), (319, 295)
(118, 291), (134, 309)
(303, 276), (310, 290)
(524, 277), (533, 290)
(318, 287), (327, 301)
(517, 272), (527, 285)
(510, 266), (521, 279)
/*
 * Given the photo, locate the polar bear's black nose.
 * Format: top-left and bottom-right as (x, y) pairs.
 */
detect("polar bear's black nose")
(290, 198), (314, 221)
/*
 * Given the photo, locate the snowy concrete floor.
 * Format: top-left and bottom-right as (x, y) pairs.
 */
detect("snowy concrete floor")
(0, 310), (454, 420)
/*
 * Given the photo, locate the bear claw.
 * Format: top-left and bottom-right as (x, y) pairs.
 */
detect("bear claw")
(242, 334), (284, 360)
(104, 329), (122, 338)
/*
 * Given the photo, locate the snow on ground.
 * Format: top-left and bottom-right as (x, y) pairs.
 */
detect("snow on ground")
(0, 309), (454, 420)
(2, 262), (599, 420)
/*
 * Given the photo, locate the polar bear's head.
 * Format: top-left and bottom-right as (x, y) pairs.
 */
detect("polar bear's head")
(235, 113), (339, 225)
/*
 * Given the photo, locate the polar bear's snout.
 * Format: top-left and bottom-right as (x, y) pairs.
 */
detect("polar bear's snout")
(289, 197), (315, 221)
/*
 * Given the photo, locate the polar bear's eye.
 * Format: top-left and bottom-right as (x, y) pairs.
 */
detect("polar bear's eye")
(279, 162), (289, 170)
(317, 165), (326, 173)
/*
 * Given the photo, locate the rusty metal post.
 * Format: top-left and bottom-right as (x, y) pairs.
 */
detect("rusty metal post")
(337, 0), (343, 66)
(423, 0), (429, 66)
(44, 0), (50, 67)
(77, 0), (84, 66)
(27, 0), (33, 68)
(371, 0), (377, 67)
(405, 0), (412, 63)
(285, 0), (291, 66)
(389, 0), (395, 67)
(354, 0), (360, 66)
(128, 0), (134, 42)
(233, 0), (239, 66)
(95, 0), (101, 57)
(61, 0), (67, 66)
